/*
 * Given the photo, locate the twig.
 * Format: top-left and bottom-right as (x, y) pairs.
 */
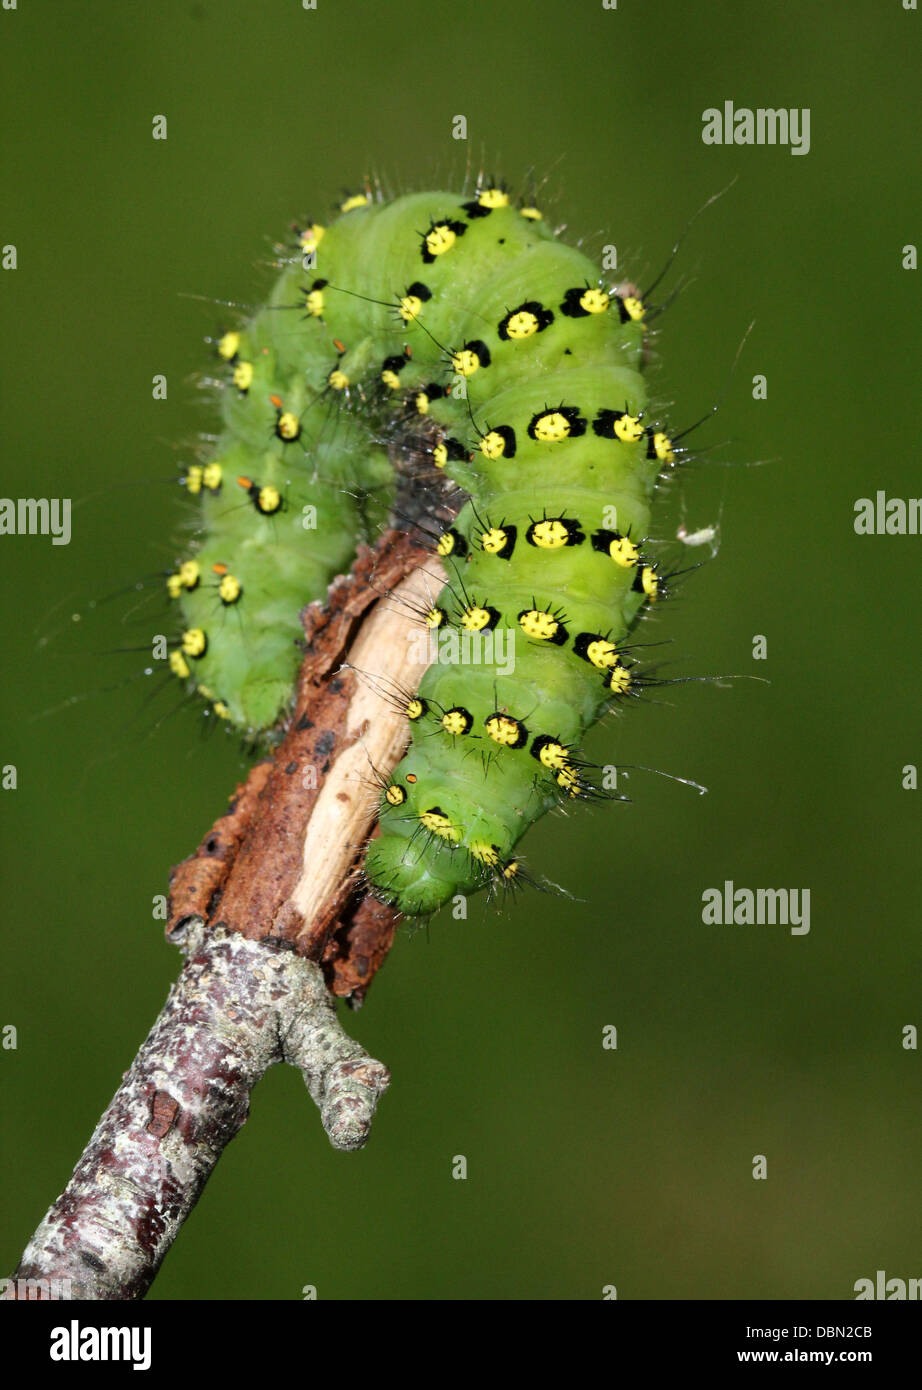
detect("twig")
(3, 530), (446, 1301)
(4, 927), (388, 1301)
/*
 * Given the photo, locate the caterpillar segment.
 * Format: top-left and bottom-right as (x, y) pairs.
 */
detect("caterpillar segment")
(175, 185), (678, 914)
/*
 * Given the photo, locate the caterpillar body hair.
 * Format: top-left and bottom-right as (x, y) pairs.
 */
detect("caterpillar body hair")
(167, 182), (718, 916)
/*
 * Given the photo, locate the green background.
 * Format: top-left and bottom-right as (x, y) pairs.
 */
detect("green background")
(1, 0), (919, 1300)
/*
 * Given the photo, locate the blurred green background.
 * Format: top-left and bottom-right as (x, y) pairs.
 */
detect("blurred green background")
(1, 0), (919, 1300)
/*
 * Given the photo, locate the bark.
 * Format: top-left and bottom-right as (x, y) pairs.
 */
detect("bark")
(4, 927), (388, 1301)
(3, 530), (447, 1301)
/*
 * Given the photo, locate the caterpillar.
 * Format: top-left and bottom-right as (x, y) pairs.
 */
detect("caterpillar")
(170, 180), (706, 917)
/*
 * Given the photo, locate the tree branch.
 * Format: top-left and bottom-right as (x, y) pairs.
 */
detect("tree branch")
(4, 927), (388, 1301)
(3, 530), (446, 1301)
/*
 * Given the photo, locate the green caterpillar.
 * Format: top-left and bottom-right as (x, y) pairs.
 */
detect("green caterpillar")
(171, 182), (692, 915)
(167, 209), (395, 730)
